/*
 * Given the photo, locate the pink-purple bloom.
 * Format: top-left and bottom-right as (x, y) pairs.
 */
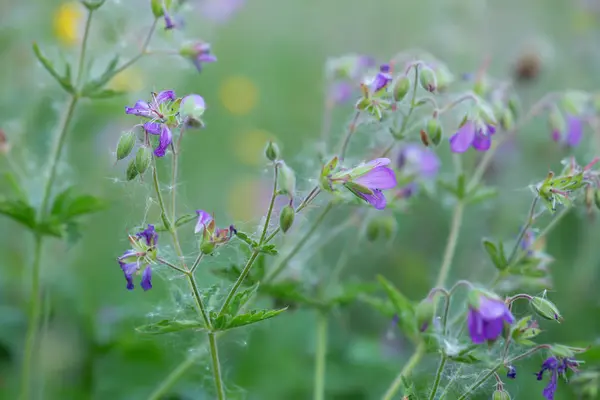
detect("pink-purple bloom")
(117, 224), (158, 291)
(184, 42), (217, 72)
(467, 293), (514, 344)
(449, 121), (496, 153)
(195, 210), (236, 253)
(551, 114), (583, 147)
(536, 357), (580, 400)
(397, 144), (440, 179)
(345, 158), (398, 210)
(369, 64), (393, 93)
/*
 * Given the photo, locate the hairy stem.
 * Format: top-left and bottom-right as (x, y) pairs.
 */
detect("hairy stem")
(147, 351), (206, 400)
(382, 342), (426, 400)
(313, 312), (328, 400)
(208, 332), (225, 400)
(263, 187), (321, 244)
(338, 111), (361, 161)
(456, 364), (502, 400)
(507, 196), (539, 264)
(259, 164), (279, 244)
(218, 250), (260, 316)
(428, 355), (447, 400)
(111, 18), (158, 77)
(265, 201), (334, 283)
(435, 202), (465, 288)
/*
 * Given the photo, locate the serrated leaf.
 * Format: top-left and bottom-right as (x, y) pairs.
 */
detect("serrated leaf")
(135, 319), (206, 335)
(259, 244), (278, 255)
(213, 308), (287, 331)
(32, 43), (75, 94)
(261, 280), (323, 309)
(482, 239), (507, 270)
(0, 198), (37, 231)
(235, 231), (258, 247)
(175, 213), (197, 228)
(227, 283), (260, 316)
(377, 275), (418, 339)
(50, 188), (105, 221)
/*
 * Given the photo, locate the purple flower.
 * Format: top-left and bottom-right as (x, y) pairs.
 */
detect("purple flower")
(507, 365), (517, 379)
(348, 158), (398, 210)
(537, 357), (580, 400)
(397, 144), (440, 179)
(329, 81), (354, 105)
(195, 210), (235, 253)
(552, 114), (583, 147)
(449, 121), (496, 153)
(125, 90), (176, 119)
(200, 0), (245, 23)
(194, 210), (213, 234)
(180, 42), (217, 72)
(467, 292), (514, 344)
(117, 224), (158, 291)
(369, 64), (393, 93)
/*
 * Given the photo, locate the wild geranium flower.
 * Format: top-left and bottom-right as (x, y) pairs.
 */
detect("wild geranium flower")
(195, 210), (236, 254)
(551, 114), (583, 147)
(369, 64), (393, 93)
(180, 42), (217, 72)
(536, 357), (580, 400)
(467, 291), (514, 344)
(117, 224), (158, 291)
(329, 158), (398, 210)
(449, 121), (497, 153)
(125, 90), (178, 157)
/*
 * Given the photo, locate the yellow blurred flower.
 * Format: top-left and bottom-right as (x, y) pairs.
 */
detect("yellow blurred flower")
(233, 128), (276, 166)
(219, 75), (259, 115)
(108, 67), (144, 93)
(53, 2), (84, 46)
(572, 10), (596, 33)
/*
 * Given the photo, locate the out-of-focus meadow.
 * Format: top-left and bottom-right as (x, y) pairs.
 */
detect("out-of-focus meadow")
(2, 0), (600, 399)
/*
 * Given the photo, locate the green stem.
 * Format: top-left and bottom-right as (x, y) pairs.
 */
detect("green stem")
(428, 355), (447, 400)
(147, 352), (204, 400)
(75, 9), (94, 87)
(111, 18), (158, 77)
(338, 111), (361, 162)
(456, 364), (502, 400)
(507, 196), (539, 264)
(313, 312), (328, 400)
(435, 202), (464, 288)
(382, 342), (426, 400)
(156, 257), (188, 274)
(265, 201), (333, 283)
(208, 332), (226, 400)
(263, 187), (320, 245)
(218, 250), (260, 316)
(259, 164), (279, 244)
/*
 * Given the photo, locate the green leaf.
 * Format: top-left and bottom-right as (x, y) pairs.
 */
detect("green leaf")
(50, 188), (106, 221)
(359, 295), (395, 317)
(235, 231), (258, 247)
(211, 264), (245, 283)
(0, 198), (37, 232)
(258, 244), (278, 255)
(135, 319), (206, 335)
(261, 280), (323, 309)
(32, 43), (75, 94)
(212, 308), (287, 331)
(328, 282), (378, 308)
(85, 89), (126, 99)
(81, 54), (121, 97)
(376, 275), (418, 339)
(482, 239), (507, 270)
(175, 213), (197, 228)
(466, 186), (498, 205)
(226, 283), (259, 316)
(4, 173), (27, 202)
(456, 173), (466, 199)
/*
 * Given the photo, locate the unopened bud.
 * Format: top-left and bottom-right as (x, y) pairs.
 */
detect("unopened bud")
(426, 118), (442, 146)
(507, 94), (521, 119)
(366, 216), (397, 242)
(116, 131), (135, 161)
(531, 296), (563, 322)
(499, 109), (514, 131)
(126, 159), (139, 181)
(561, 91), (589, 116)
(415, 298), (435, 332)
(594, 189), (600, 210)
(80, 0), (106, 10)
(135, 147), (152, 175)
(200, 239), (215, 255)
(151, 0), (172, 17)
(434, 64), (454, 92)
(393, 75), (410, 102)
(419, 130), (430, 147)
(548, 106), (566, 136)
(279, 205), (295, 233)
(492, 390), (511, 400)
(265, 141), (280, 161)
(366, 219), (380, 242)
(278, 161), (296, 196)
(180, 94), (206, 128)
(419, 66), (437, 93)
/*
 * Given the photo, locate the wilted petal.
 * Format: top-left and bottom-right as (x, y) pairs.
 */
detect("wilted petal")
(155, 90), (176, 104)
(144, 122), (162, 135)
(125, 101), (152, 118)
(154, 125), (172, 157)
(354, 166), (397, 190)
(141, 266), (152, 291)
(566, 115), (583, 147)
(195, 210), (213, 233)
(357, 189), (387, 210)
(467, 309), (485, 344)
(472, 131), (492, 152)
(449, 122), (475, 153)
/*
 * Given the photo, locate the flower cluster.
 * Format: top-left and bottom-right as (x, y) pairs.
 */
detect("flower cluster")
(325, 54), (376, 105)
(117, 224), (158, 291)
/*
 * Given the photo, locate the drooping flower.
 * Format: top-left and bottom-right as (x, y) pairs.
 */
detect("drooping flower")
(551, 114), (583, 147)
(180, 42), (217, 72)
(536, 357), (580, 400)
(117, 224), (158, 291)
(195, 210), (236, 254)
(449, 121), (497, 153)
(467, 291), (514, 344)
(329, 158), (398, 210)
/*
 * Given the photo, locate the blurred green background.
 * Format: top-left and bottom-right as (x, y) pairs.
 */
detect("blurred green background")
(2, 0), (600, 399)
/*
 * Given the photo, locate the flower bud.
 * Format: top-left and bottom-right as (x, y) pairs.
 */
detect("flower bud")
(366, 219), (379, 242)
(419, 130), (430, 147)
(426, 118), (442, 146)
(366, 216), (397, 242)
(492, 390), (511, 400)
(594, 189), (600, 210)
(265, 141), (280, 162)
(151, 0), (172, 17)
(278, 161), (296, 196)
(200, 239), (215, 255)
(548, 106), (566, 138)
(279, 205), (295, 233)
(393, 75), (410, 102)
(80, 0), (106, 10)
(507, 94), (521, 119)
(499, 109), (514, 131)
(415, 298), (435, 332)
(419, 66), (437, 93)
(126, 159), (138, 181)
(531, 296), (563, 322)
(561, 91), (589, 116)
(116, 131), (136, 161)
(180, 94), (206, 128)
(135, 147), (152, 175)
(506, 365), (517, 379)
(434, 64), (454, 92)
